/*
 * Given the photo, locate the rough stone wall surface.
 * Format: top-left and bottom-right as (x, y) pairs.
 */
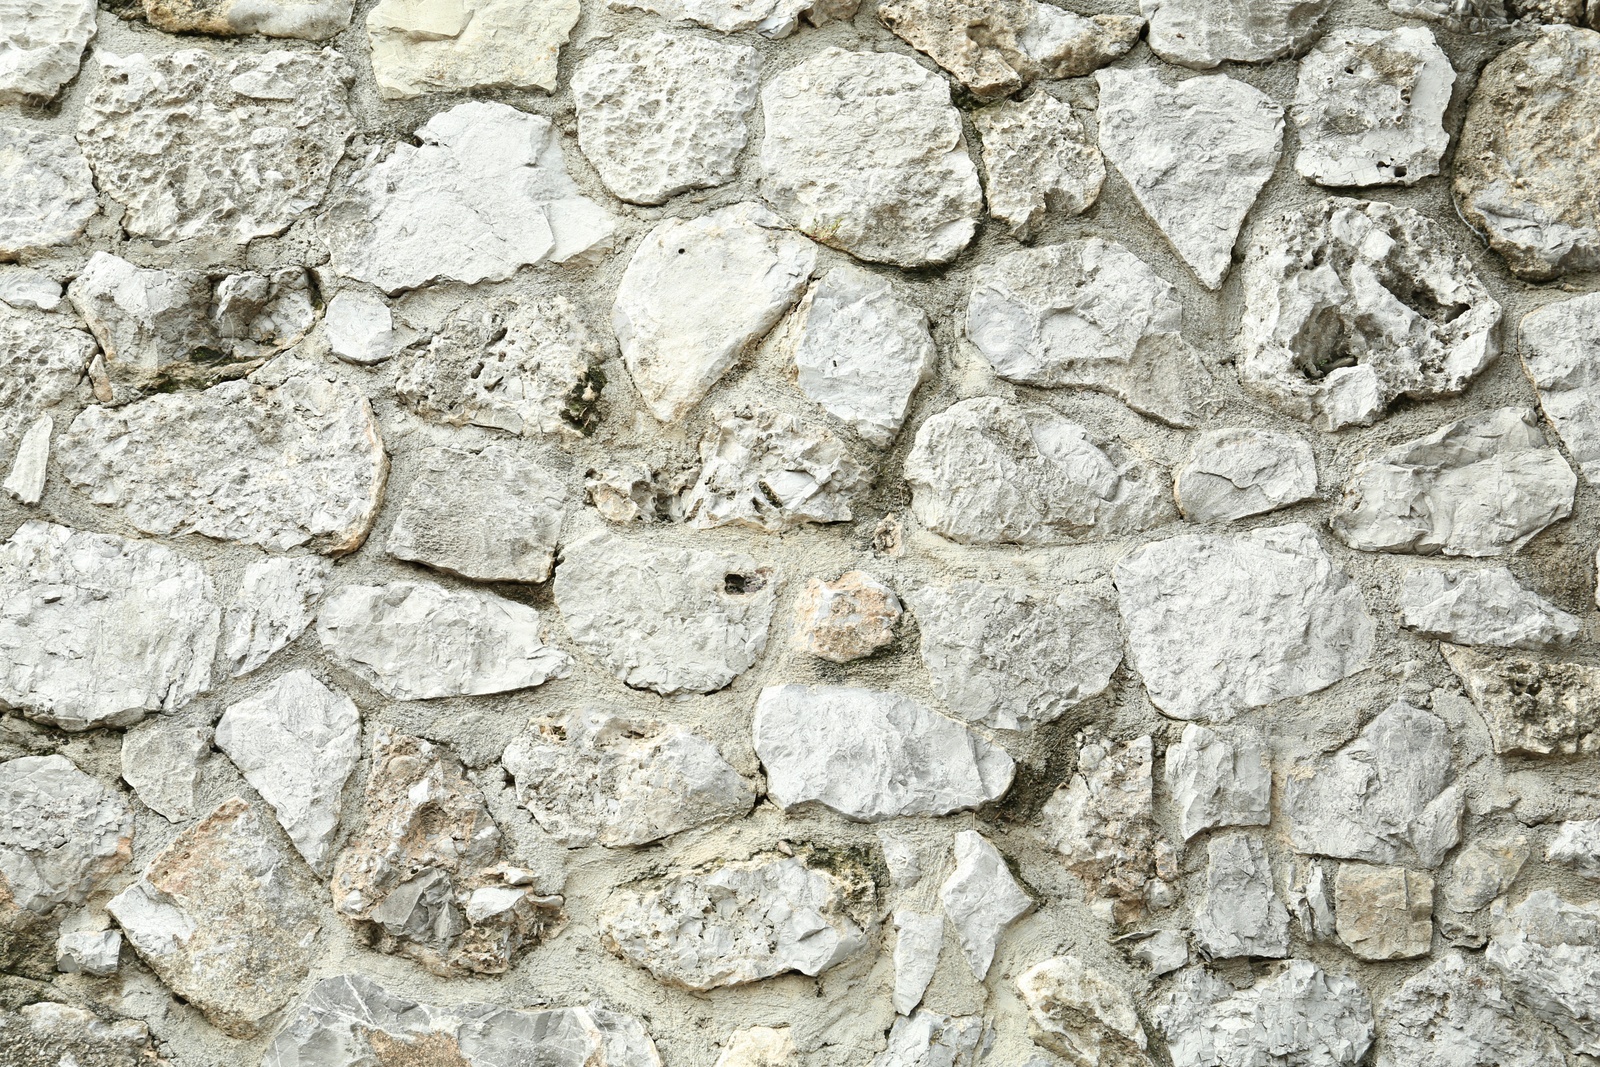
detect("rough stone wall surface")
(4, 0), (1600, 1064)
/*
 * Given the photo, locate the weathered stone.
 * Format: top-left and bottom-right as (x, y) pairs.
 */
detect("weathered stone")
(974, 93), (1105, 241)
(613, 203), (815, 423)
(1487, 889), (1600, 1055)
(1386, 0), (1510, 30)
(208, 268), (318, 361)
(59, 372), (387, 556)
(0, 304), (91, 468)
(1116, 524), (1373, 722)
(1134, 931), (1189, 977)
(0, 1003), (164, 1067)
(754, 685), (1015, 821)
(0, 129), (96, 258)
(4, 415), (50, 506)
(0, 756), (132, 929)
(56, 925), (120, 976)
(759, 48), (982, 267)
(322, 102), (612, 293)
(1443, 644), (1600, 756)
(601, 851), (868, 990)
(142, 0), (352, 39)
(1442, 833), (1529, 912)
(914, 580), (1121, 732)
(573, 32), (760, 205)
(0, 0), (95, 104)
(793, 571), (902, 664)
(1155, 960), (1375, 1067)
(77, 49), (353, 244)
(584, 465), (681, 525)
(1401, 567), (1580, 650)
(1175, 429), (1318, 523)
(966, 241), (1211, 428)
(1017, 955), (1151, 1067)
(940, 830), (1032, 980)
(108, 798), (321, 1038)
(880, 829), (925, 889)
(1096, 69), (1283, 290)
(682, 406), (866, 531)
(224, 556), (332, 678)
(1166, 726), (1271, 842)
(1286, 700), (1462, 868)
(1238, 198), (1503, 430)
(1142, 0), (1335, 68)
(1293, 862), (1338, 944)
(906, 396), (1175, 547)
(120, 720), (208, 822)
(1548, 819), (1600, 879)
(1455, 27), (1600, 280)
(0, 522), (218, 731)
(879, 0), (1141, 100)
(717, 1026), (795, 1067)
(1376, 951), (1565, 1067)
(502, 709), (754, 848)
(1193, 833), (1290, 960)
(317, 580), (570, 701)
(771, 265), (936, 448)
(331, 727), (565, 977)
(0, 267), (62, 311)
(1522, 292), (1600, 485)
(322, 291), (402, 366)
(607, 0), (857, 37)
(1334, 864), (1433, 960)
(892, 910), (942, 1015)
(367, 0), (576, 98)
(873, 1012), (991, 1067)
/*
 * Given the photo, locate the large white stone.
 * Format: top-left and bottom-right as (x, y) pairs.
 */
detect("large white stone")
(682, 406), (865, 531)
(1194, 833), (1290, 960)
(0, 755), (132, 918)
(1400, 567), (1580, 650)
(1376, 952), (1565, 1067)
(1142, 0), (1335, 68)
(1155, 960), (1374, 1067)
(120, 720), (208, 823)
(1165, 724), (1272, 840)
(0, 0), (95, 104)
(940, 830), (1032, 980)
(973, 92), (1105, 241)
(141, 0), (352, 39)
(1487, 889), (1600, 1056)
(1016, 956), (1151, 1067)
(0, 303), (92, 470)
(1522, 292), (1600, 485)
(367, 0), (577, 98)
(606, 0), (858, 37)
(0, 128), (96, 258)
(1174, 428), (1318, 523)
(224, 556), (333, 678)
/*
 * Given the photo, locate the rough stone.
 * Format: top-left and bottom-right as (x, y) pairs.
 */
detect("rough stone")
(940, 831), (1032, 980)
(906, 395), (1175, 546)
(0, 304), (91, 469)
(793, 571), (902, 664)
(317, 580), (570, 701)
(0, 522), (218, 731)
(1486, 889), (1600, 1056)
(0, 128), (96, 258)
(1442, 833), (1529, 912)
(108, 798), (322, 1038)
(892, 910), (942, 1015)
(120, 721), (208, 822)
(1096, 68), (1284, 290)
(223, 556), (333, 678)
(1193, 833), (1290, 960)
(1547, 819), (1600, 879)
(1522, 292), (1600, 485)
(77, 49), (353, 244)
(1166, 725), (1272, 841)
(966, 241), (1211, 428)
(1155, 960), (1375, 1067)
(974, 93), (1105, 241)
(366, 0), (577, 98)
(322, 102), (612, 293)
(1386, 0), (1509, 29)
(1334, 864), (1433, 960)
(682, 406), (866, 531)
(1175, 428), (1318, 523)
(607, 0), (858, 37)
(1400, 567), (1580, 650)
(142, 0), (352, 39)
(1455, 27), (1600, 279)
(1142, 0), (1335, 68)
(1016, 955), (1151, 1067)
(584, 465), (681, 525)
(0, 0), (95, 104)
(1443, 644), (1600, 756)
(754, 685), (1015, 821)
(1134, 931), (1189, 977)
(759, 48), (983, 267)
(331, 727), (566, 977)
(716, 1027), (795, 1067)
(914, 579), (1121, 732)
(573, 32), (760, 205)
(0, 267), (62, 311)
(0, 1003), (164, 1067)
(1238, 198), (1503, 431)
(502, 709), (755, 848)
(873, 1012), (991, 1067)
(1376, 951), (1565, 1067)
(322, 290), (402, 366)
(4, 415), (50, 507)
(56, 926), (120, 976)
(0, 756), (132, 934)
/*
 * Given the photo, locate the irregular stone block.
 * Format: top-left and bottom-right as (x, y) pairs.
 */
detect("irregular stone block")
(142, 0), (352, 38)
(1441, 833), (1529, 913)
(0, 304), (92, 468)
(1547, 819), (1600, 879)
(941, 830), (1032, 980)
(0, 128), (96, 258)
(1400, 567), (1580, 650)
(1522, 291), (1600, 485)
(1134, 931), (1189, 977)
(0, 267), (62, 311)
(974, 93), (1105, 241)
(367, 0), (577, 97)
(1376, 952), (1565, 1067)
(322, 290), (402, 366)
(892, 910), (942, 1015)
(1142, 0), (1334, 68)
(682, 406), (866, 531)
(1334, 864), (1433, 960)
(873, 1011), (990, 1067)
(0, 0), (95, 104)
(1175, 428), (1318, 523)
(1487, 889), (1600, 1056)
(608, 0), (857, 36)
(1166, 725), (1271, 842)
(55, 926), (120, 976)
(0, 756), (132, 927)
(1017, 956), (1151, 1067)
(3, 415), (49, 506)
(1194, 833), (1290, 960)
(793, 571), (902, 664)
(1155, 960), (1374, 1067)
(223, 556), (333, 678)
(0, 1003), (163, 1067)
(1443, 644), (1600, 756)
(120, 721), (208, 822)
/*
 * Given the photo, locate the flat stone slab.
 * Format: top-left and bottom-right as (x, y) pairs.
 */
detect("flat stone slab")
(367, 0), (577, 98)
(1521, 292), (1600, 486)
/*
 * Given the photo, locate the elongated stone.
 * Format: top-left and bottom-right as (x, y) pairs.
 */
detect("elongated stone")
(0, 0), (95, 104)
(224, 556), (333, 678)
(974, 93), (1105, 241)
(607, 0), (858, 36)
(1166, 724), (1272, 840)
(142, 0), (352, 38)
(892, 910), (942, 1016)
(1155, 960), (1374, 1067)
(1376, 952), (1565, 1067)
(0, 1003), (162, 1067)
(1175, 428), (1318, 523)
(3, 415), (49, 506)
(1017, 956), (1151, 1067)
(1442, 643), (1600, 756)
(1400, 567), (1580, 650)
(367, 0), (577, 98)
(941, 830), (1032, 980)
(0, 129), (96, 258)
(1142, 0), (1335, 68)
(0, 304), (92, 470)
(1522, 292), (1600, 485)
(1487, 889), (1600, 1056)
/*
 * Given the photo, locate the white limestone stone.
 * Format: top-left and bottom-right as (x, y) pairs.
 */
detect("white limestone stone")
(759, 48), (983, 267)
(682, 406), (865, 531)
(0, 755), (132, 917)
(1443, 644), (1600, 757)
(366, 0), (577, 98)
(966, 240), (1211, 427)
(1329, 407), (1576, 556)
(905, 395), (1175, 546)
(754, 685), (1015, 821)
(1376, 952), (1565, 1067)
(873, 1011), (991, 1067)
(323, 291), (402, 366)
(1400, 567), (1580, 650)
(0, 129), (96, 258)
(1486, 889), (1600, 1055)
(892, 910), (942, 1016)
(77, 49), (354, 244)
(0, 267), (61, 311)
(0, 0), (95, 104)
(607, 0), (857, 37)
(1017, 956), (1151, 1067)
(1522, 292), (1600, 485)
(1174, 428), (1318, 523)
(1115, 524), (1374, 722)
(318, 580), (570, 701)
(1165, 724), (1272, 841)
(940, 831), (1032, 980)
(1334, 864), (1433, 961)
(974, 92), (1105, 241)
(1096, 68), (1284, 290)
(224, 556), (333, 678)
(1194, 833), (1290, 960)
(573, 32), (760, 205)
(555, 532), (777, 696)
(120, 721), (208, 823)
(793, 571), (902, 664)
(322, 102), (613, 293)
(1547, 819), (1600, 879)
(55, 926), (120, 976)
(142, 0), (352, 39)
(0, 304), (91, 468)
(613, 203), (815, 423)
(716, 1027), (795, 1067)
(502, 709), (755, 848)
(1142, 0), (1335, 68)
(3, 415), (50, 506)
(1155, 960), (1374, 1067)
(1134, 931), (1189, 977)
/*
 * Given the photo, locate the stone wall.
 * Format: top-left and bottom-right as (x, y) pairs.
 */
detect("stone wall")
(3, 0), (1600, 1063)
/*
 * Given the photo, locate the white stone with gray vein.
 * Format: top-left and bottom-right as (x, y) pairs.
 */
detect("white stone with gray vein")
(940, 830), (1032, 980)
(1175, 428), (1318, 523)
(0, 128), (96, 258)
(224, 556), (333, 678)
(1400, 567), (1580, 650)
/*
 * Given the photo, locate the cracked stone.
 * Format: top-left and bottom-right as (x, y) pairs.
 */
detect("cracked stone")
(142, 0), (352, 38)
(1376, 951), (1565, 1067)
(974, 93), (1105, 241)
(1175, 428), (1318, 523)
(682, 406), (866, 531)
(941, 830), (1032, 980)
(224, 556), (333, 678)
(1522, 292), (1600, 485)
(1400, 567), (1580, 650)
(1155, 960), (1375, 1067)
(606, 0), (858, 37)
(0, 128), (96, 258)
(1334, 864), (1433, 960)
(1194, 833), (1290, 960)
(0, 1003), (164, 1067)
(120, 721), (208, 823)
(0, 0), (95, 104)
(1142, 0), (1335, 68)
(1442, 833), (1529, 912)
(793, 571), (902, 664)
(0, 304), (91, 469)
(892, 910), (942, 1015)
(1487, 888), (1600, 1056)
(873, 1012), (991, 1067)
(367, 0), (576, 97)
(1017, 955), (1152, 1067)
(1443, 644), (1600, 756)
(1165, 724), (1271, 841)
(322, 291), (403, 366)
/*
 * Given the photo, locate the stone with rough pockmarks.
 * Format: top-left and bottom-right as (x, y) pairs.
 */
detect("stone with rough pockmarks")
(793, 571), (902, 664)
(1142, 0), (1335, 68)
(0, 304), (91, 469)
(120, 721), (208, 823)
(0, 756), (132, 932)
(1175, 428), (1318, 522)
(754, 685), (1015, 821)
(1548, 820), (1600, 880)
(1115, 524), (1374, 722)
(143, 0), (351, 38)
(1522, 292), (1600, 485)
(0, 1003), (163, 1067)
(0, 129), (95, 259)
(1443, 644), (1600, 756)
(1487, 889), (1600, 1056)
(556, 532), (778, 696)
(1017, 956), (1152, 1067)
(614, 203), (815, 423)
(1096, 68), (1283, 290)
(874, 1012), (991, 1067)
(941, 830), (1032, 980)
(224, 556), (333, 678)
(967, 241), (1211, 428)
(1329, 407), (1574, 556)
(1401, 567), (1579, 650)
(682, 406), (866, 531)
(760, 48), (982, 267)
(1165, 724), (1272, 841)
(1194, 833), (1290, 960)
(574, 33), (760, 205)
(367, 0), (576, 98)
(974, 93), (1105, 241)
(0, 0), (95, 104)
(1155, 960), (1374, 1067)
(607, 0), (858, 37)
(1376, 952), (1565, 1067)
(1335, 864), (1433, 960)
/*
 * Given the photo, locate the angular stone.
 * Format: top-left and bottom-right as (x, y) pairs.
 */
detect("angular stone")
(1329, 407), (1575, 556)
(556, 532), (777, 696)
(120, 721), (208, 822)
(873, 1011), (991, 1067)
(0, 129), (96, 258)
(1455, 27), (1600, 279)
(1334, 864), (1433, 961)
(717, 1026), (795, 1067)
(608, 0), (857, 36)
(317, 580), (569, 701)
(223, 556), (333, 678)
(892, 910), (942, 1015)
(56, 926), (120, 976)
(142, 0), (352, 39)
(59, 372), (387, 556)
(1442, 833), (1529, 912)
(78, 49), (353, 244)
(759, 48), (982, 267)
(940, 830), (1032, 980)
(754, 685), (1014, 821)
(1116, 524), (1373, 722)
(367, 0), (576, 98)
(1548, 819), (1600, 879)
(0, 304), (91, 468)
(108, 798), (321, 1038)
(0, 522), (218, 731)
(974, 93), (1105, 241)
(1293, 862), (1337, 944)
(906, 395), (1174, 547)
(1522, 292), (1600, 485)
(502, 709), (754, 848)
(601, 851), (868, 990)
(1443, 644), (1600, 756)
(966, 241), (1211, 428)
(1166, 725), (1271, 841)
(1400, 567), (1580, 650)
(1238, 198), (1503, 431)
(1193, 833), (1290, 960)
(1017, 956), (1151, 1067)
(1142, 0), (1335, 68)
(0, 0), (95, 104)
(613, 203), (815, 423)
(794, 571), (902, 664)
(1376, 952), (1565, 1067)
(0, 1003), (163, 1067)
(879, 0), (1141, 100)
(322, 102), (612, 293)
(0, 756), (132, 925)
(771, 265), (936, 448)
(681, 406), (865, 531)
(1487, 889), (1600, 1055)
(584, 465), (680, 525)
(1286, 700), (1462, 868)
(331, 727), (565, 977)
(4, 415), (50, 506)
(1175, 428), (1318, 523)
(573, 32), (760, 205)
(880, 830), (925, 889)
(1096, 69), (1283, 290)
(207, 267), (318, 362)
(322, 290), (402, 366)
(914, 580), (1121, 732)
(1155, 960), (1374, 1067)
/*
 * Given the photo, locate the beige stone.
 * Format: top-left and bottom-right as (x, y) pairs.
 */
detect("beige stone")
(367, 0), (578, 98)
(793, 571), (902, 663)
(1334, 864), (1433, 961)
